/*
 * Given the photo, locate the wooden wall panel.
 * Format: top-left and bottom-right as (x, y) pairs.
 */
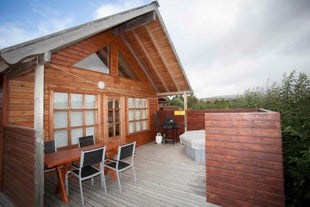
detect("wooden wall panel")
(6, 28), (160, 149)
(3, 125), (36, 207)
(205, 110), (284, 207)
(8, 75), (35, 128)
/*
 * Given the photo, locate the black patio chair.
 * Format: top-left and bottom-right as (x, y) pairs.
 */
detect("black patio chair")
(78, 135), (95, 147)
(65, 146), (107, 206)
(104, 141), (137, 193)
(44, 140), (57, 174)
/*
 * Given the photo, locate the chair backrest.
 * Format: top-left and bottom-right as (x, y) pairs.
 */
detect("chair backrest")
(78, 135), (95, 147)
(44, 140), (56, 154)
(80, 146), (106, 168)
(118, 141), (136, 161)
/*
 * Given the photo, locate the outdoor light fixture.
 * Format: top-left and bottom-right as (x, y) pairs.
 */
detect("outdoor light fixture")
(97, 81), (105, 89)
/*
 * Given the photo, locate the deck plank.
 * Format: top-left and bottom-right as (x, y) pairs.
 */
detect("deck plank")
(44, 142), (218, 207)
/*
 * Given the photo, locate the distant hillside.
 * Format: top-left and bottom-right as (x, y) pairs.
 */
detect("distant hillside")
(200, 95), (238, 102)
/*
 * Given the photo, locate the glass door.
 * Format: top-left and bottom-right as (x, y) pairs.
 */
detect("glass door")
(107, 97), (122, 141)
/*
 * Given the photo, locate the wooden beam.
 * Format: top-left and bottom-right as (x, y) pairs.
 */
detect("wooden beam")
(6, 52), (51, 79)
(113, 11), (156, 35)
(131, 30), (169, 92)
(120, 34), (159, 92)
(145, 25), (180, 91)
(157, 90), (192, 97)
(7, 57), (37, 79)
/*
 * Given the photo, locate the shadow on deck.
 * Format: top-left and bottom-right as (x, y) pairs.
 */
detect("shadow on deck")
(44, 142), (218, 207)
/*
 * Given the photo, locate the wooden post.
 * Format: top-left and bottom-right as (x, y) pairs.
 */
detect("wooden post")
(183, 91), (187, 132)
(34, 64), (44, 207)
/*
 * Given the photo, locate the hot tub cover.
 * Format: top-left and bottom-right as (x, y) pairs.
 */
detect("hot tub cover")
(179, 130), (205, 150)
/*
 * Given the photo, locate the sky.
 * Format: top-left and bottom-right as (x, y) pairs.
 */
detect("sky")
(1, 0), (310, 98)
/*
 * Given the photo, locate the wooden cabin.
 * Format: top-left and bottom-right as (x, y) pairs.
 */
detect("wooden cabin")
(0, 2), (193, 206)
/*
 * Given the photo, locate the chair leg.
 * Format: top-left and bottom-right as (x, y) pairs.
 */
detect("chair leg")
(101, 172), (107, 193)
(116, 171), (122, 193)
(132, 164), (137, 184)
(65, 173), (69, 195)
(79, 179), (84, 206)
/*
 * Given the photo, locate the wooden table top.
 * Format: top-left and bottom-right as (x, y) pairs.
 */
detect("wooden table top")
(44, 141), (123, 168)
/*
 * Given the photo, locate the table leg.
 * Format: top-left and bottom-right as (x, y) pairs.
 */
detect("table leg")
(55, 166), (69, 203)
(105, 150), (118, 180)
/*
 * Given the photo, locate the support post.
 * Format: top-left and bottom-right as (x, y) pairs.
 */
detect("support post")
(183, 91), (187, 132)
(34, 64), (44, 207)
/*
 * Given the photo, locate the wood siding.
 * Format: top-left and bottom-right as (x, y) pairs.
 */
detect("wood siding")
(3, 125), (36, 207)
(8, 74), (35, 128)
(205, 110), (284, 207)
(6, 28), (160, 147)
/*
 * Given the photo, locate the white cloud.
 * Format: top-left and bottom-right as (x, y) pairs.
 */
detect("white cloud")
(157, 0), (310, 98)
(93, 0), (146, 19)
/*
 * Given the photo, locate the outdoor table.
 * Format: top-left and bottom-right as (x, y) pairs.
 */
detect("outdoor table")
(44, 141), (123, 203)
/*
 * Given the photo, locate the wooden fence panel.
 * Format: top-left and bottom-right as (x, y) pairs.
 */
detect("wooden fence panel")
(205, 110), (284, 207)
(3, 125), (36, 207)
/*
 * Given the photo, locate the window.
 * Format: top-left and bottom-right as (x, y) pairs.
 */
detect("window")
(52, 92), (98, 148)
(74, 46), (110, 74)
(128, 97), (148, 133)
(118, 50), (138, 80)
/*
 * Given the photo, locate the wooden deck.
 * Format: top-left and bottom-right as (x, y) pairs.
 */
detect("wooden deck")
(44, 142), (218, 207)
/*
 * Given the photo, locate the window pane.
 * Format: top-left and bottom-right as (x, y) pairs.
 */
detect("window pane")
(55, 130), (68, 147)
(135, 110), (140, 119)
(129, 122), (134, 133)
(71, 128), (83, 145)
(86, 127), (95, 137)
(108, 125), (114, 137)
(115, 124), (120, 136)
(115, 99), (119, 109)
(128, 98), (134, 108)
(54, 92), (68, 109)
(142, 120), (147, 130)
(135, 98), (140, 108)
(71, 94), (83, 109)
(129, 110), (134, 121)
(108, 99), (113, 109)
(74, 47), (110, 74)
(86, 111), (95, 125)
(108, 111), (113, 123)
(141, 110), (146, 119)
(141, 99), (147, 108)
(71, 111), (83, 127)
(86, 95), (96, 109)
(136, 121), (141, 131)
(115, 110), (119, 122)
(54, 112), (68, 128)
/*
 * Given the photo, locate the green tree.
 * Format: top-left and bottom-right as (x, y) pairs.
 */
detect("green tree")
(169, 96), (184, 108)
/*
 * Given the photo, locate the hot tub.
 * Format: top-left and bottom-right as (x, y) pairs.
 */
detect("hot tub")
(179, 130), (205, 163)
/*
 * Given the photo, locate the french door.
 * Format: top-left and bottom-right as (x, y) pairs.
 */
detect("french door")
(105, 96), (124, 142)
